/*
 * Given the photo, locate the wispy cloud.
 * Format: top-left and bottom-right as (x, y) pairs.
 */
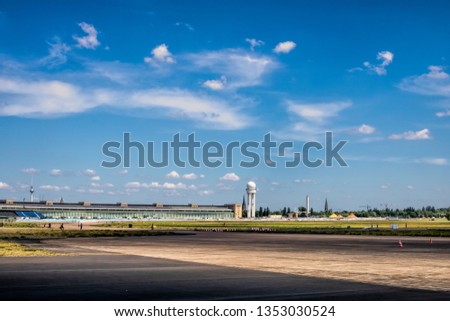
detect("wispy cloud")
(50, 169), (62, 176)
(144, 44), (175, 64)
(275, 100), (352, 141)
(129, 88), (250, 129)
(245, 38), (264, 51)
(175, 22), (194, 31)
(0, 76), (104, 117)
(287, 100), (352, 124)
(184, 49), (278, 89)
(22, 168), (39, 174)
(436, 110), (450, 117)
(398, 66), (450, 97)
(41, 37), (71, 67)
(40, 184), (70, 191)
(294, 178), (316, 184)
(415, 158), (448, 166)
(273, 41), (296, 54)
(388, 128), (431, 140)
(0, 74), (252, 129)
(73, 22), (100, 49)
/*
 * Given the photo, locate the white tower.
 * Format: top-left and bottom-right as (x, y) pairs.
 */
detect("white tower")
(246, 181), (256, 219)
(306, 194), (310, 216)
(29, 173), (35, 202)
(30, 185), (34, 202)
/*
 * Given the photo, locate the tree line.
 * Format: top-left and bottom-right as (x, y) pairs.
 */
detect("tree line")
(243, 206), (450, 220)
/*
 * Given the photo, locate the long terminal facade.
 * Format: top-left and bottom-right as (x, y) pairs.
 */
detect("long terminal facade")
(0, 200), (242, 220)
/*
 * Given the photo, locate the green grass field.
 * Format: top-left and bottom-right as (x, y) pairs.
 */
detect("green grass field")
(0, 240), (57, 257)
(100, 218), (450, 229)
(98, 219), (450, 237)
(1, 219), (449, 238)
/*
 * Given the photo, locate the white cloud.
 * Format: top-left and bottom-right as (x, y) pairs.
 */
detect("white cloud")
(0, 75), (250, 129)
(380, 185), (389, 189)
(22, 168), (39, 174)
(357, 124), (376, 134)
(149, 182), (160, 188)
(124, 181), (151, 189)
(116, 169), (128, 175)
(182, 173), (198, 180)
(398, 66), (450, 97)
(144, 44), (175, 64)
(75, 188), (86, 193)
(73, 22), (100, 49)
(199, 174), (205, 179)
(41, 37), (71, 67)
(273, 41), (296, 54)
(0, 182), (11, 190)
(202, 76), (226, 90)
(166, 170), (180, 179)
(407, 185), (414, 190)
(0, 77), (105, 117)
(220, 172), (240, 181)
(415, 158), (448, 166)
(199, 189), (214, 196)
(40, 184), (70, 191)
(91, 175), (101, 181)
(185, 49), (278, 89)
(162, 182), (187, 190)
(360, 50), (394, 75)
(50, 169), (62, 176)
(88, 188), (104, 194)
(436, 110), (450, 117)
(245, 38), (264, 51)
(83, 169), (96, 176)
(389, 128), (431, 140)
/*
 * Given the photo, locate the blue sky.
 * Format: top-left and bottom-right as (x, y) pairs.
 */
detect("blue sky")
(0, 0), (449, 211)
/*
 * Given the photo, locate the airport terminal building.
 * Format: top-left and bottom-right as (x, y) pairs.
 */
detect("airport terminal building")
(0, 200), (242, 220)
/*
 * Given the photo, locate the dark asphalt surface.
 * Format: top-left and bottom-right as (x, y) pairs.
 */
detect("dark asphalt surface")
(1, 253), (449, 300)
